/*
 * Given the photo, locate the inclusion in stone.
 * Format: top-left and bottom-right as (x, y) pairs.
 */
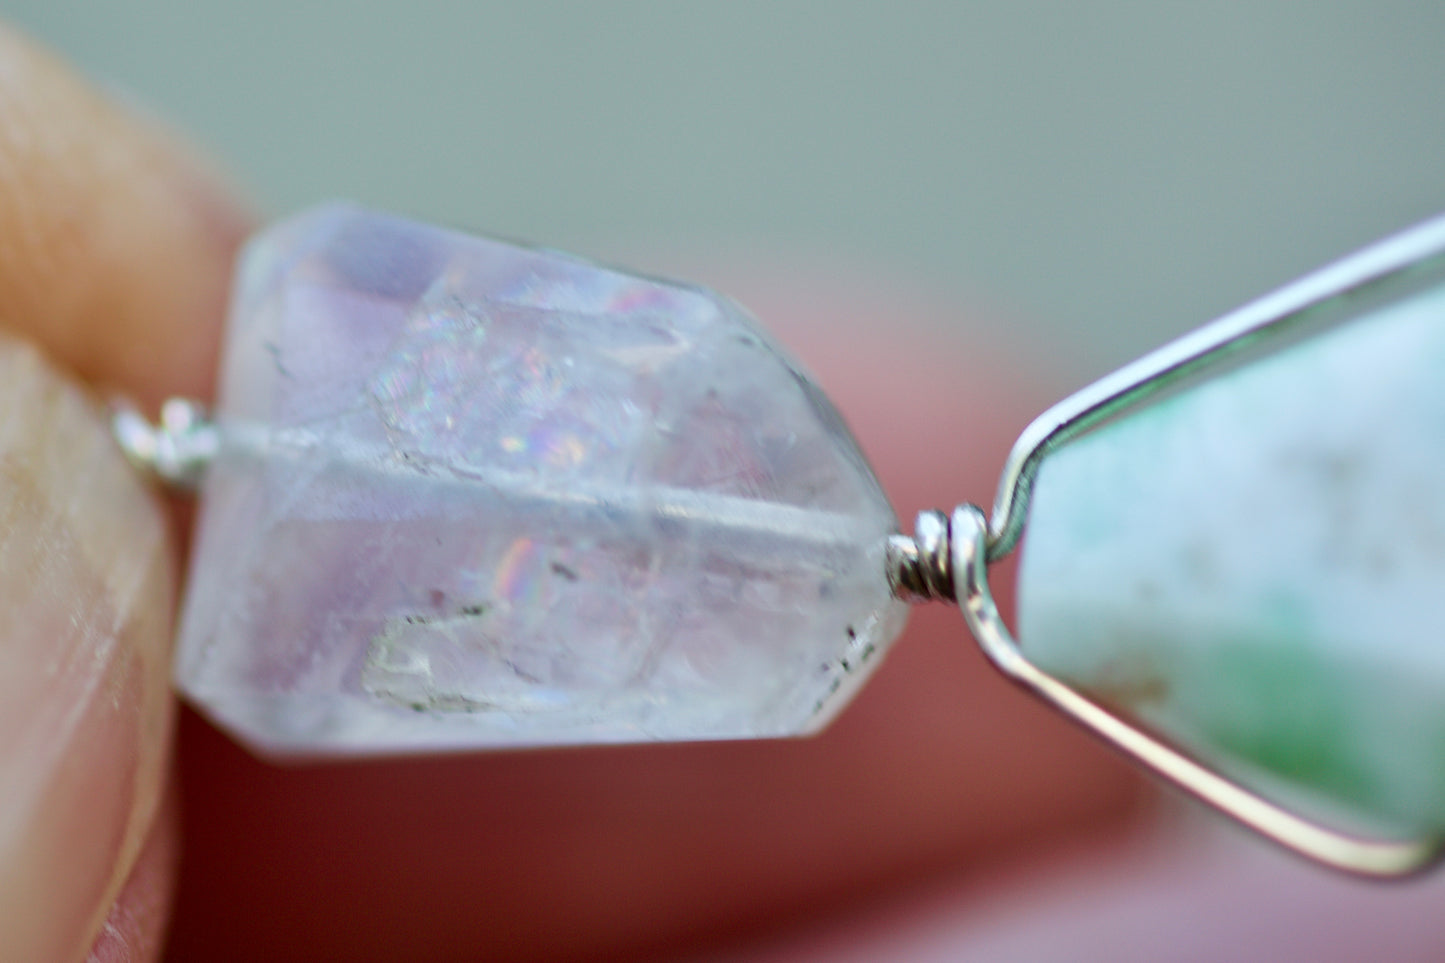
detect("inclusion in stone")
(1019, 263), (1445, 836)
(176, 204), (906, 755)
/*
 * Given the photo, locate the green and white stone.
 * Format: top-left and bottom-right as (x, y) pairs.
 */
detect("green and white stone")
(1019, 275), (1445, 836)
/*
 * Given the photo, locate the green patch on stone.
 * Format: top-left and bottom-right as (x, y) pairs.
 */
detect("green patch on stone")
(1200, 631), (1379, 816)
(1400, 708), (1445, 833)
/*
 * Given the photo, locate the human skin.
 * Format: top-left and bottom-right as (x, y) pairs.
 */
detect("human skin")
(1, 21), (1440, 963)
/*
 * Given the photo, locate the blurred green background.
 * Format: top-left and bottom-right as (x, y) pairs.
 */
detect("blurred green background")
(12, 2), (1445, 374)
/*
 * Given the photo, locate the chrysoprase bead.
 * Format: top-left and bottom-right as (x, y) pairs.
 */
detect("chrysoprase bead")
(175, 205), (905, 755)
(1019, 270), (1445, 834)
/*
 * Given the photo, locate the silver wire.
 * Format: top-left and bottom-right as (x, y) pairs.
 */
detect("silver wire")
(983, 212), (1445, 561)
(900, 212), (1445, 876)
(886, 510), (954, 602)
(948, 502), (1442, 878)
(111, 397), (219, 489)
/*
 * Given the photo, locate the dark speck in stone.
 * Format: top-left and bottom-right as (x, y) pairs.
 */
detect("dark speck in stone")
(264, 340), (291, 377)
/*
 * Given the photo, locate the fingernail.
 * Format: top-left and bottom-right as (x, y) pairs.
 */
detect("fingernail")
(0, 335), (175, 961)
(85, 781), (178, 963)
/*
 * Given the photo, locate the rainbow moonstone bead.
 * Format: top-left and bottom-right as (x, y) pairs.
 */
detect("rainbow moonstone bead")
(175, 205), (906, 755)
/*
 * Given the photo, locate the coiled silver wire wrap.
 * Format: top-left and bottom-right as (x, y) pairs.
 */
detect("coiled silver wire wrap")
(111, 397), (218, 490)
(885, 510), (955, 602)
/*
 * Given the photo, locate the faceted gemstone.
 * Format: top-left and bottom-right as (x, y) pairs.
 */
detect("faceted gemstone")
(1019, 268), (1445, 835)
(176, 205), (905, 755)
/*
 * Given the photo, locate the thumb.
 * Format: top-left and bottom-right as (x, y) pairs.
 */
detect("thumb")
(0, 23), (247, 962)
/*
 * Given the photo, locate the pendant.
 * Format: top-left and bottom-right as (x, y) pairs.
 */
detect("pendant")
(116, 204), (1445, 877)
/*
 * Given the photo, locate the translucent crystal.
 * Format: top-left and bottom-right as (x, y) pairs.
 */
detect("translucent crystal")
(1019, 269), (1445, 834)
(176, 205), (905, 755)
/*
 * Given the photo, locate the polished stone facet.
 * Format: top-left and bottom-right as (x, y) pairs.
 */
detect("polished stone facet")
(176, 205), (905, 755)
(1019, 273), (1445, 834)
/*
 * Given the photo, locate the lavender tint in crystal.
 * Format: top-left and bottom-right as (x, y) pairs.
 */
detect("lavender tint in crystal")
(176, 205), (906, 755)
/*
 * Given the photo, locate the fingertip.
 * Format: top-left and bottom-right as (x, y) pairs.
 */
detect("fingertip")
(0, 23), (252, 407)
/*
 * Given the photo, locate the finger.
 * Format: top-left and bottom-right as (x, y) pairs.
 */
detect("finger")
(0, 23), (246, 962)
(0, 24), (248, 407)
(0, 336), (173, 962)
(167, 266), (1147, 962)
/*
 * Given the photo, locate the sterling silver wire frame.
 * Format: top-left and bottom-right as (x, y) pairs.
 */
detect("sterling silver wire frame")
(968, 213), (1445, 877)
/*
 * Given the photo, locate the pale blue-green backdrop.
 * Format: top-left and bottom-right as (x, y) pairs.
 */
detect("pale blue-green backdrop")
(12, 2), (1445, 375)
